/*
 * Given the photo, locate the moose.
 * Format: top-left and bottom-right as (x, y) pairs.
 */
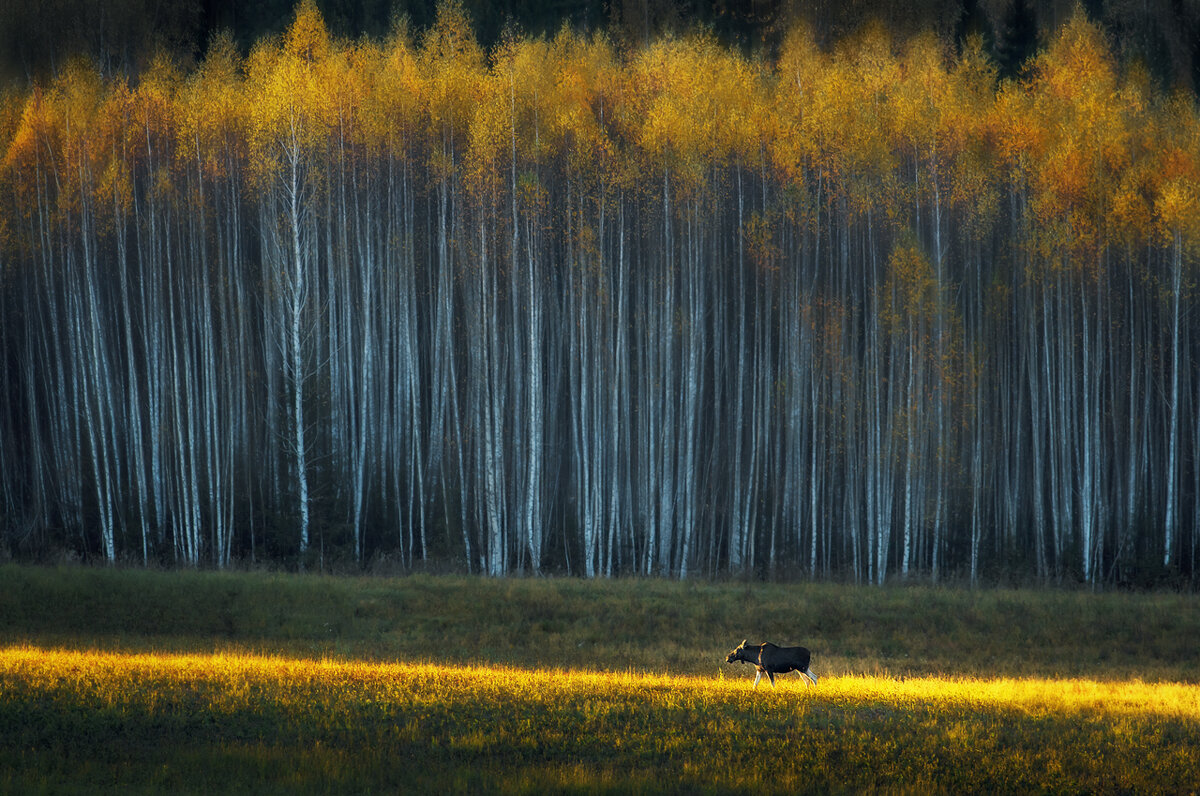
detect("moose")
(725, 639), (818, 688)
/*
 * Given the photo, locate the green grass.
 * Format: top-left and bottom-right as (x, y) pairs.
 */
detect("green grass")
(1, 565), (1199, 793)
(2, 564), (1197, 680)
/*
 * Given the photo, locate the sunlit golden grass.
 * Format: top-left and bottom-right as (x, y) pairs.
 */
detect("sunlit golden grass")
(4, 567), (1200, 792)
(3, 645), (1199, 794)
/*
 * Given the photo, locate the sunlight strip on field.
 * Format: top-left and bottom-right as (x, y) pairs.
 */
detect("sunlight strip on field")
(6, 644), (1200, 794)
(3, 644), (1198, 722)
(822, 672), (1200, 721)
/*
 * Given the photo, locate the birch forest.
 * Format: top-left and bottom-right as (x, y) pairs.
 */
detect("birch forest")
(1, 1), (1199, 584)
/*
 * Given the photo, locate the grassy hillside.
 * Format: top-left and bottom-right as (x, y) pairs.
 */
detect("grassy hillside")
(2, 566), (1199, 793)
(1, 564), (1197, 681)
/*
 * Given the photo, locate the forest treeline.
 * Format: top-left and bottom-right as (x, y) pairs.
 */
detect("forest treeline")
(1, 1), (1198, 583)
(4, 0), (1200, 92)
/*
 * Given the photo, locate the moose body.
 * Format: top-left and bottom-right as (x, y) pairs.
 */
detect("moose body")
(725, 639), (818, 688)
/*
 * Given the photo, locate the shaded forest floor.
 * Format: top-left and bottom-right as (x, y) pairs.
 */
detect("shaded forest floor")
(2, 566), (1199, 792)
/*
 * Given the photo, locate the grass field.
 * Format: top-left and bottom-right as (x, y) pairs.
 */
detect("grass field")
(2, 565), (1199, 793)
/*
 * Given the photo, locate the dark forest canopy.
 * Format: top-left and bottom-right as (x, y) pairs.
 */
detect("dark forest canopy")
(1, 1), (1199, 585)
(2, 0), (1199, 91)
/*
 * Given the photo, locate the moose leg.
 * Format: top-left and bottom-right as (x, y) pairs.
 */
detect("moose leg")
(753, 670), (762, 688)
(792, 670), (813, 688)
(767, 671), (777, 687)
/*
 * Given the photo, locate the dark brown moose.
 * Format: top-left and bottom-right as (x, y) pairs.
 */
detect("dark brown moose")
(725, 639), (818, 688)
